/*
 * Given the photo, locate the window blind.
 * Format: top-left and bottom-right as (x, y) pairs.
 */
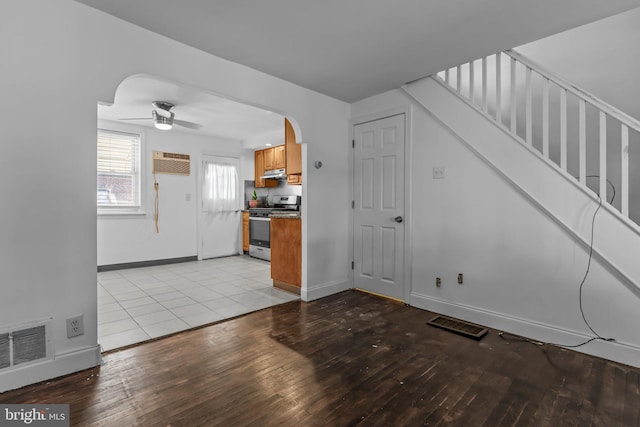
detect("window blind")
(97, 129), (141, 207)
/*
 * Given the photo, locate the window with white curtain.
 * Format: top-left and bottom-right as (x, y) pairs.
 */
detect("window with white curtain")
(202, 161), (240, 212)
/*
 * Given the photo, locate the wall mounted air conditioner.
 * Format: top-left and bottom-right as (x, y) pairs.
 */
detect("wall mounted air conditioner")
(152, 151), (191, 175)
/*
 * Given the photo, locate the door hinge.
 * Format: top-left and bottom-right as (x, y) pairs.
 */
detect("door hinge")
(352, 200), (355, 209)
(351, 261), (354, 270)
(352, 139), (355, 148)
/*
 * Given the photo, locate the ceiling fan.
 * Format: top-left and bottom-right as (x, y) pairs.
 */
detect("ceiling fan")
(119, 101), (202, 131)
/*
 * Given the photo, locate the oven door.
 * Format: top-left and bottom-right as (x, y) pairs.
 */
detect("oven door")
(249, 216), (270, 261)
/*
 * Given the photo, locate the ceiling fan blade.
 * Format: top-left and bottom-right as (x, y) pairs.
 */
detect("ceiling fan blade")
(118, 117), (152, 121)
(173, 119), (202, 130)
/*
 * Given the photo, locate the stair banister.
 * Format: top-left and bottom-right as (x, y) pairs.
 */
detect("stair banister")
(505, 49), (640, 130)
(436, 48), (640, 226)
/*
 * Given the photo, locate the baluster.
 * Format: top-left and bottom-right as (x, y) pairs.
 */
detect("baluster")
(469, 60), (475, 103)
(621, 124), (629, 217)
(560, 89), (567, 171)
(456, 65), (462, 94)
(542, 78), (549, 158)
(599, 112), (607, 202)
(579, 100), (586, 185)
(510, 57), (517, 133)
(525, 67), (532, 145)
(445, 68), (450, 85)
(496, 53), (502, 124)
(482, 57), (488, 112)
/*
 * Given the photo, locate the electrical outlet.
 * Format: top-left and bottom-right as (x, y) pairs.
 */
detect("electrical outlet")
(66, 315), (84, 338)
(436, 277), (442, 287)
(458, 273), (463, 285)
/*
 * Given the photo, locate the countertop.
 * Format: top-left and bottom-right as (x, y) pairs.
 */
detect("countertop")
(269, 212), (301, 219)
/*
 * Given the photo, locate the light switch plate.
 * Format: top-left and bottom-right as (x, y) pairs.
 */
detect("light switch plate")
(433, 167), (445, 179)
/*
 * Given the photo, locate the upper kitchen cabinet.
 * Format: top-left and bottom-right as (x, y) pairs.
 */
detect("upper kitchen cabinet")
(264, 147), (275, 170)
(263, 145), (285, 171)
(254, 149), (277, 188)
(274, 145), (286, 169)
(285, 118), (301, 175)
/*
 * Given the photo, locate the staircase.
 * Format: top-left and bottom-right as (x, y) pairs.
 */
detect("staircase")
(434, 50), (640, 226)
(397, 49), (640, 367)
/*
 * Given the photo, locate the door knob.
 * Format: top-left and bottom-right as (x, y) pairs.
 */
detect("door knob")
(394, 216), (403, 223)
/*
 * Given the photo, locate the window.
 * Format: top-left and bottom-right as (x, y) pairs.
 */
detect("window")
(202, 161), (240, 212)
(97, 129), (141, 210)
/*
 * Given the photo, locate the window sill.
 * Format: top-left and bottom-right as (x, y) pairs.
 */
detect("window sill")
(97, 210), (147, 218)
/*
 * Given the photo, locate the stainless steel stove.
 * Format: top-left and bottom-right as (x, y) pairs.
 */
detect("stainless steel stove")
(249, 195), (300, 261)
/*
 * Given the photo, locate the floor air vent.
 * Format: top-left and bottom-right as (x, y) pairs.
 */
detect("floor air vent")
(427, 315), (488, 340)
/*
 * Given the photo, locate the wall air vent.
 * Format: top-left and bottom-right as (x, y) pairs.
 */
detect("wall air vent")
(0, 321), (52, 371)
(152, 151), (191, 175)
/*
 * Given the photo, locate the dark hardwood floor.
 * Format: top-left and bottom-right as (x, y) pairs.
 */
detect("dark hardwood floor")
(1, 290), (639, 426)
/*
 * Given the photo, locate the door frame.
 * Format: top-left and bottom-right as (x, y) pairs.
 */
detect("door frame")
(196, 153), (243, 261)
(348, 104), (413, 303)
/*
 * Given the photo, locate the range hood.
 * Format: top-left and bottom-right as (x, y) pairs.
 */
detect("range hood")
(261, 168), (287, 180)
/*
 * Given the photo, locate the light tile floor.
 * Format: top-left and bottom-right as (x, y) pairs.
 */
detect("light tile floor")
(98, 255), (299, 351)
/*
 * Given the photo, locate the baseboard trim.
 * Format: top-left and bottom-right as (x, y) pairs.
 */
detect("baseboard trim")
(0, 345), (102, 393)
(410, 292), (640, 368)
(98, 256), (198, 272)
(302, 279), (350, 302)
(273, 280), (301, 295)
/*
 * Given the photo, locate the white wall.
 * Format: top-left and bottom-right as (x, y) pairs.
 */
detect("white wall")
(512, 8), (640, 223)
(97, 120), (243, 266)
(351, 79), (640, 367)
(241, 149), (256, 182)
(0, 0), (349, 392)
(515, 7), (640, 122)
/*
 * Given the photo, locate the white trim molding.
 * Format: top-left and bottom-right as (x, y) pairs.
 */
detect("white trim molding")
(411, 292), (640, 369)
(302, 279), (350, 302)
(0, 345), (102, 393)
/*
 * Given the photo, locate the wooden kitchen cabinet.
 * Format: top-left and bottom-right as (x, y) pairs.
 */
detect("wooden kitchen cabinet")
(263, 147), (275, 170)
(285, 118), (302, 175)
(274, 145), (286, 169)
(242, 211), (249, 252)
(270, 217), (301, 292)
(255, 149), (265, 188)
(287, 174), (302, 185)
(254, 149), (276, 188)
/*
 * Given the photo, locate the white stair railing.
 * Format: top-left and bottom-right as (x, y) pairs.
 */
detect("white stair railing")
(436, 50), (640, 226)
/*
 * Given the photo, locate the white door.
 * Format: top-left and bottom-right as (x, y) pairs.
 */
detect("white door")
(200, 155), (242, 259)
(353, 114), (405, 300)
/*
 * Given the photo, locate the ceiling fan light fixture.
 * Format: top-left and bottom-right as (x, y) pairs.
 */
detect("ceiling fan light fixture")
(153, 110), (174, 130)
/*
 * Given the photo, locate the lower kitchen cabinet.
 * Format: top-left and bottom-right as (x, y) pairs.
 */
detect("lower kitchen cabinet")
(270, 217), (301, 293)
(242, 211), (249, 253)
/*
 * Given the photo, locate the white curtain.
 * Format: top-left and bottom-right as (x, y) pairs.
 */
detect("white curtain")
(202, 161), (240, 212)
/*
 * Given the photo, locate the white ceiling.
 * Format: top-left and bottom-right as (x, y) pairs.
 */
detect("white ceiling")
(76, 0), (640, 103)
(86, 1), (640, 143)
(98, 75), (285, 147)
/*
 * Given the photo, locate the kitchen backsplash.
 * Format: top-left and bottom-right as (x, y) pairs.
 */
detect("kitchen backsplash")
(244, 179), (302, 208)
